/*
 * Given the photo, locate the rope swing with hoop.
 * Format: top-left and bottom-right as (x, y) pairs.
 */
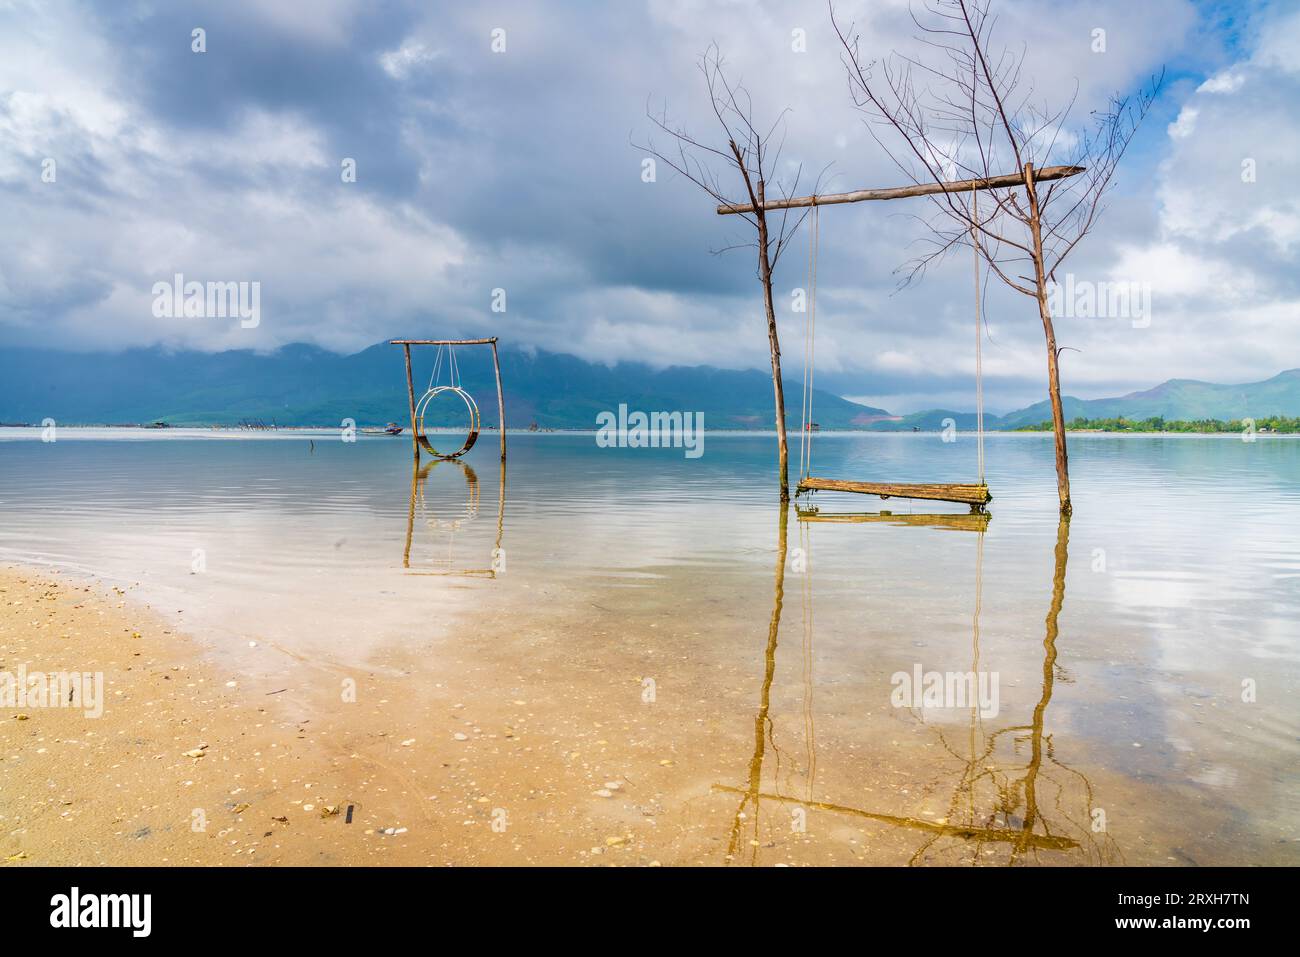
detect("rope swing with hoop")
(391, 337), (507, 463)
(414, 343), (481, 459)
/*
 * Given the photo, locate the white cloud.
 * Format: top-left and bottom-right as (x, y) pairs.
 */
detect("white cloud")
(379, 42), (441, 79)
(0, 0), (1295, 417)
(1197, 70), (1245, 94)
(1157, 10), (1300, 255)
(1167, 105), (1198, 139)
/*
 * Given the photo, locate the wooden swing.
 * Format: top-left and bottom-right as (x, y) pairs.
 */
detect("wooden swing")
(793, 193), (991, 511)
(718, 165), (1089, 512)
(391, 337), (506, 463)
(412, 343), (481, 458)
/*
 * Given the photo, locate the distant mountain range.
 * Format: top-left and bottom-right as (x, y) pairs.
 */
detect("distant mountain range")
(0, 342), (887, 429)
(886, 370), (1300, 430)
(992, 372), (1300, 427)
(0, 341), (1296, 430)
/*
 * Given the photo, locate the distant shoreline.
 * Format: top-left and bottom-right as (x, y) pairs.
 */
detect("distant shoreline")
(3, 423), (1297, 436)
(1013, 415), (1300, 436)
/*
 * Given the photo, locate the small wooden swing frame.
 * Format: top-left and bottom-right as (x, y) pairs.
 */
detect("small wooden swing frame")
(391, 338), (506, 462)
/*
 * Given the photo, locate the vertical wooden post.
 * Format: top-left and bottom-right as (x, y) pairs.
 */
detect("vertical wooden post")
(1023, 161), (1072, 515)
(740, 168), (789, 504)
(402, 343), (419, 461)
(490, 338), (506, 461)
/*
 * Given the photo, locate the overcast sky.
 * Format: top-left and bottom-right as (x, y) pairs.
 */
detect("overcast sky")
(1, 0), (1296, 413)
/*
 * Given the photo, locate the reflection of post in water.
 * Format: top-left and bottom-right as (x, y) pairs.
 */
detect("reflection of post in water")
(1018, 516), (1069, 858)
(403, 456), (506, 578)
(724, 500), (787, 864)
(915, 515), (1119, 865)
(715, 510), (1115, 865)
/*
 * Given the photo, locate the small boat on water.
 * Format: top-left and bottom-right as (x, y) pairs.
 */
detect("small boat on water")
(361, 422), (404, 436)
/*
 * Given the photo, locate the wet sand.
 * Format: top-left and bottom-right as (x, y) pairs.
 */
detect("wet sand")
(3, 564), (703, 866)
(1, 563), (736, 866)
(7, 556), (1288, 868)
(1, 566), (388, 865)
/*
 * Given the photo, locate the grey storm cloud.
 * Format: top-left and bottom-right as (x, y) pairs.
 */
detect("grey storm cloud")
(0, 0), (1296, 414)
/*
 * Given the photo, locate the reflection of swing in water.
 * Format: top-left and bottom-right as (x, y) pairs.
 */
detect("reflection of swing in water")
(796, 507), (990, 533)
(907, 517), (1118, 865)
(714, 509), (1118, 865)
(402, 458), (506, 579)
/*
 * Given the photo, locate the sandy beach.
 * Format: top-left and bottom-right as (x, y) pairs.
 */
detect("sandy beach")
(0, 561), (819, 867)
(1, 565), (404, 865)
(1, 564), (673, 867)
(9, 537), (1288, 869)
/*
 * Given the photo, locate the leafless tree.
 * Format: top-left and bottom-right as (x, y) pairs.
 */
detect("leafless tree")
(831, 0), (1162, 514)
(639, 45), (821, 502)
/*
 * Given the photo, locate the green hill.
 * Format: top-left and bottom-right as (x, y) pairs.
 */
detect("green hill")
(996, 370), (1300, 429)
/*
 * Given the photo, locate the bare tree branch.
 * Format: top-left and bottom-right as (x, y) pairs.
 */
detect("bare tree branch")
(635, 45), (828, 501)
(829, 0), (1163, 514)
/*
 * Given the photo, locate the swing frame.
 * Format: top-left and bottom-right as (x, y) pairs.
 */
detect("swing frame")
(790, 197), (992, 511)
(391, 338), (507, 462)
(721, 165), (1087, 513)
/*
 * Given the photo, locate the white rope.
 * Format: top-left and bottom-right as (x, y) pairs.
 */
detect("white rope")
(428, 343), (464, 391)
(808, 205), (818, 477)
(428, 343), (444, 391)
(798, 204), (820, 481)
(972, 190), (985, 485)
(799, 215), (810, 479)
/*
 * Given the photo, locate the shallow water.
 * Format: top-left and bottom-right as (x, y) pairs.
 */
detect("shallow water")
(1, 428), (1297, 865)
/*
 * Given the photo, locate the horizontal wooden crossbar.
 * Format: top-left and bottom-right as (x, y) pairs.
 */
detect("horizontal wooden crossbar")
(389, 338), (498, 345)
(716, 165), (1085, 215)
(798, 477), (991, 506)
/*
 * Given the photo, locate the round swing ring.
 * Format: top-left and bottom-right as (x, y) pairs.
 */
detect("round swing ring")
(414, 386), (481, 459)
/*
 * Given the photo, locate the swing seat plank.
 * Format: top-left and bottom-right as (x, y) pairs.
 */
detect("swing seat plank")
(798, 476), (991, 506)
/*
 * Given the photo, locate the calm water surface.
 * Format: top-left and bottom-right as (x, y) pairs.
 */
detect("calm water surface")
(1, 428), (1297, 864)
